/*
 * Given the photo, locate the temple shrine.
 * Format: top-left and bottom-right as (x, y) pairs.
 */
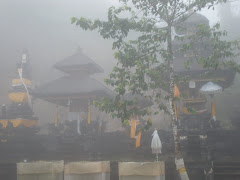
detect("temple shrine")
(172, 13), (235, 124)
(34, 49), (114, 135)
(0, 50), (38, 136)
(172, 13), (236, 159)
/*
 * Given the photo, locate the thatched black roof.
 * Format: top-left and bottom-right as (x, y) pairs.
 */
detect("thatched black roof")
(54, 51), (104, 74)
(33, 76), (113, 100)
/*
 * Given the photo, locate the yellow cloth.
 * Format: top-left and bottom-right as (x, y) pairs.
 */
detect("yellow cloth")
(174, 84), (180, 97)
(178, 167), (186, 174)
(0, 119), (37, 128)
(8, 92), (32, 103)
(211, 101), (216, 117)
(136, 131), (142, 148)
(173, 84), (180, 119)
(10, 119), (37, 127)
(129, 119), (140, 138)
(0, 120), (8, 128)
(12, 78), (32, 86)
(130, 119), (136, 138)
(174, 84), (180, 119)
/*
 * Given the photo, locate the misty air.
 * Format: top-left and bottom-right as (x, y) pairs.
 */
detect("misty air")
(0, 0), (240, 180)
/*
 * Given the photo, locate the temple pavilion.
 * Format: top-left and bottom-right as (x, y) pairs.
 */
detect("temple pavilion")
(33, 50), (113, 135)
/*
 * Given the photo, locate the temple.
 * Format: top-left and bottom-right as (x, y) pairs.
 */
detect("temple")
(33, 50), (114, 135)
(0, 13), (240, 180)
(0, 50), (38, 136)
(172, 13), (236, 159)
(173, 13), (235, 123)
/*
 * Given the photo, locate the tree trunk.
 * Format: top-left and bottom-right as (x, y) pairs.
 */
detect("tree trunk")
(167, 24), (190, 180)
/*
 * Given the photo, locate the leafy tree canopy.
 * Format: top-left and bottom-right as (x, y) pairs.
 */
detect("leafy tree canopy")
(72, 0), (239, 130)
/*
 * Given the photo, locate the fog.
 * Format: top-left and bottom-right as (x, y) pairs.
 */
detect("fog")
(0, 0), (240, 128)
(0, 0), (120, 128)
(0, 0), (118, 88)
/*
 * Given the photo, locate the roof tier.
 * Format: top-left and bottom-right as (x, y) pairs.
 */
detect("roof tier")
(33, 76), (114, 106)
(54, 51), (104, 75)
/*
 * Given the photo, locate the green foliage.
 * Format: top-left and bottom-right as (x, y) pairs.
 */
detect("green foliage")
(72, 0), (239, 131)
(180, 23), (240, 70)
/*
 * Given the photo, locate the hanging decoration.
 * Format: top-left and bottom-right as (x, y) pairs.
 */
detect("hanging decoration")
(151, 129), (162, 161)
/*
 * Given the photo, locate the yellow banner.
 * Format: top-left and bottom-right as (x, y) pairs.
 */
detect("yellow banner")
(211, 101), (216, 116)
(136, 131), (142, 148)
(12, 78), (32, 86)
(8, 92), (32, 103)
(178, 167), (186, 174)
(0, 119), (37, 128)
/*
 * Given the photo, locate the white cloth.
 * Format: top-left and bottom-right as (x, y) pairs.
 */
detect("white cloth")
(18, 68), (32, 108)
(151, 130), (162, 154)
(68, 112), (82, 135)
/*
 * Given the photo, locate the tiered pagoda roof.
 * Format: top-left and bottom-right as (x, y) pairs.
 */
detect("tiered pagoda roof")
(33, 50), (113, 106)
(54, 51), (103, 74)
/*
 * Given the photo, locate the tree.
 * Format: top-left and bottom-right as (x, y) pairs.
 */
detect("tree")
(72, 0), (240, 179)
